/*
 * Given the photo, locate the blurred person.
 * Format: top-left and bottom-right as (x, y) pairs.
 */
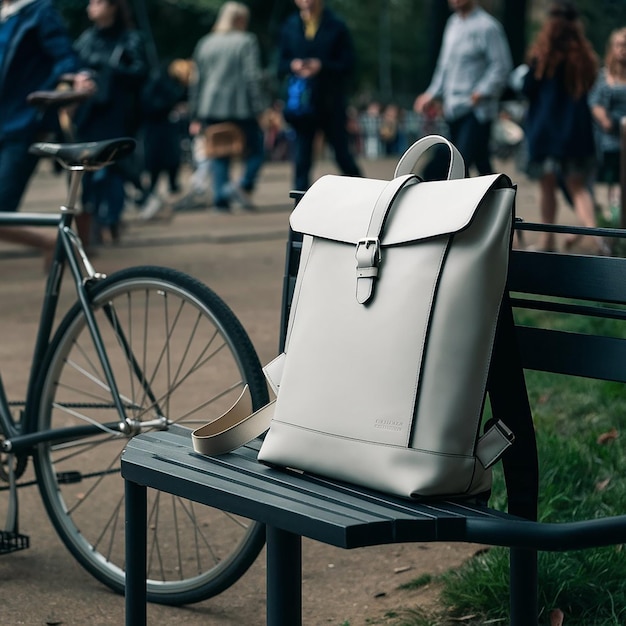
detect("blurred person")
(589, 27), (626, 219)
(262, 101), (293, 162)
(521, 0), (607, 254)
(414, 0), (512, 177)
(277, 0), (362, 191)
(360, 101), (383, 159)
(169, 59), (215, 212)
(72, 0), (148, 245)
(379, 103), (403, 156)
(137, 59), (190, 220)
(188, 1), (267, 212)
(346, 104), (362, 157)
(0, 0), (78, 262)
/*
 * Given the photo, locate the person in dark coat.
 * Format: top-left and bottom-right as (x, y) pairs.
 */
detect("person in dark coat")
(277, 0), (362, 191)
(136, 60), (188, 219)
(0, 0), (78, 260)
(72, 0), (148, 244)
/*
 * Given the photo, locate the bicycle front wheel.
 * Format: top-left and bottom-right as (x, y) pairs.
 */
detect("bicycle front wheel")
(33, 266), (269, 605)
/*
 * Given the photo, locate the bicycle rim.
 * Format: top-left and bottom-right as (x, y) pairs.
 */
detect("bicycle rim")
(33, 266), (268, 605)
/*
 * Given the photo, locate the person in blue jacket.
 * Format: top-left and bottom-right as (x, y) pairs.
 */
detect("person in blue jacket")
(277, 0), (362, 191)
(0, 0), (78, 259)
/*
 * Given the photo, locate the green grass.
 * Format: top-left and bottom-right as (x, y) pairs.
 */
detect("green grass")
(439, 440), (626, 623)
(398, 574), (433, 591)
(393, 311), (626, 625)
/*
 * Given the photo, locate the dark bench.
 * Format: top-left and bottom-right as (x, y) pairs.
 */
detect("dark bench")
(122, 219), (626, 626)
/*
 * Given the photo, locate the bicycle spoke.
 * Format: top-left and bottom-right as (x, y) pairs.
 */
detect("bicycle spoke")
(93, 494), (124, 561)
(64, 448), (120, 516)
(147, 490), (166, 582)
(51, 401), (122, 436)
(175, 496), (220, 567)
(60, 358), (138, 410)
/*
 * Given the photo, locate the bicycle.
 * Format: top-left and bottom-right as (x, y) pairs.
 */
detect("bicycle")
(0, 93), (268, 605)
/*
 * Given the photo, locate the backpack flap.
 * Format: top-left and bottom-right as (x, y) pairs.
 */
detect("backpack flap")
(290, 173), (511, 246)
(289, 172), (513, 308)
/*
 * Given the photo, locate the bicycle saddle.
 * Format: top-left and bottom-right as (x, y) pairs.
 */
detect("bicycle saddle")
(26, 89), (91, 109)
(28, 137), (136, 169)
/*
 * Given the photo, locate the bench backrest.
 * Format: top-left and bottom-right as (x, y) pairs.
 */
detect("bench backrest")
(281, 207), (626, 385)
(509, 242), (626, 383)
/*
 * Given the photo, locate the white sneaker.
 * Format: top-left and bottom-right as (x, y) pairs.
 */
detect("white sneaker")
(190, 162), (211, 194)
(138, 194), (164, 221)
(230, 185), (255, 210)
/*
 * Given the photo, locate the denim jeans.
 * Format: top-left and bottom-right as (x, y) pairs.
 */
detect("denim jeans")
(0, 138), (40, 211)
(291, 108), (362, 191)
(81, 167), (126, 226)
(447, 112), (494, 176)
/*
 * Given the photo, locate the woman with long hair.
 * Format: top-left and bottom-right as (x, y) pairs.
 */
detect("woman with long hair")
(589, 27), (626, 216)
(522, 1), (606, 253)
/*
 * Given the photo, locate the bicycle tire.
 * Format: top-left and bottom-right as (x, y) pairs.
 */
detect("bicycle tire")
(33, 266), (268, 605)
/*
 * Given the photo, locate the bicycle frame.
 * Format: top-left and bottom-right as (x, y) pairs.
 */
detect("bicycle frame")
(0, 168), (136, 455)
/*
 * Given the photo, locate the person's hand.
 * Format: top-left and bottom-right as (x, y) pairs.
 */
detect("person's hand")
(301, 58), (321, 77)
(470, 92), (482, 106)
(290, 58), (306, 75)
(601, 118), (614, 133)
(73, 71), (97, 95)
(189, 120), (202, 136)
(591, 105), (615, 134)
(290, 57), (321, 78)
(414, 92), (432, 114)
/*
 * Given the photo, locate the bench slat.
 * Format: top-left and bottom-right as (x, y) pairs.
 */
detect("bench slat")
(517, 326), (626, 382)
(122, 428), (502, 548)
(509, 250), (626, 303)
(122, 428), (626, 552)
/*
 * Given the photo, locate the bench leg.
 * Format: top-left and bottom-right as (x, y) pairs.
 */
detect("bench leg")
(266, 526), (302, 626)
(510, 547), (538, 626)
(125, 479), (147, 626)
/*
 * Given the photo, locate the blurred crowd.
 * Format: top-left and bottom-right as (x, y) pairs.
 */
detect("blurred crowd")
(1, 0), (626, 257)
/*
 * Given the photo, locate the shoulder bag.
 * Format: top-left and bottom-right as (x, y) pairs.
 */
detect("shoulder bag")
(204, 122), (245, 158)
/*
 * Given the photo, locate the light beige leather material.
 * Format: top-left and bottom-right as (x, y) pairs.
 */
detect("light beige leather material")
(191, 386), (274, 455)
(476, 421), (515, 469)
(394, 134), (465, 179)
(263, 353), (285, 396)
(192, 135), (517, 500)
